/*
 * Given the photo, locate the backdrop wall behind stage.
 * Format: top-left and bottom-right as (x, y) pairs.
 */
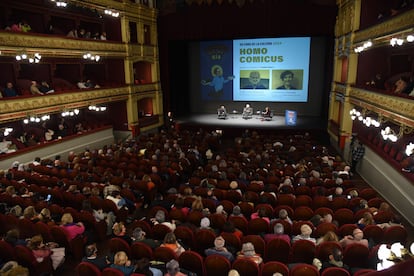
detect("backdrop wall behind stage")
(184, 36), (331, 117)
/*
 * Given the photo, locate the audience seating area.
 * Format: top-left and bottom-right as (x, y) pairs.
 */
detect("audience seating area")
(0, 128), (412, 276)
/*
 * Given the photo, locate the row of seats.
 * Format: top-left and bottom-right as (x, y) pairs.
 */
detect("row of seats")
(79, 238), (378, 276)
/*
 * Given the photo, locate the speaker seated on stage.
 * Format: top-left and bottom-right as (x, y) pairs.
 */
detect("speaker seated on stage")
(217, 105), (227, 119)
(242, 103), (253, 119)
(261, 106), (272, 121)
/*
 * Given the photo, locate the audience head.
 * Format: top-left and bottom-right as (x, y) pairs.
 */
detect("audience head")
(322, 213), (333, 223)
(228, 270), (240, 276)
(4, 229), (20, 244)
(154, 210), (166, 223)
(232, 206), (242, 216)
(334, 187), (343, 196)
(113, 251), (129, 266)
(112, 222), (126, 236)
(214, 236), (226, 250)
(300, 224), (313, 237)
(28, 235), (44, 250)
(273, 223), (285, 234)
(241, 242), (256, 256)
(322, 230), (339, 242)
(85, 243), (98, 258)
(329, 247), (343, 263)
(132, 227), (145, 241)
(61, 213), (74, 225)
(200, 217), (211, 228)
(278, 209), (289, 220)
(352, 228), (364, 240)
(23, 206), (36, 219)
(166, 259), (181, 276)
(163, 232), (178, 245)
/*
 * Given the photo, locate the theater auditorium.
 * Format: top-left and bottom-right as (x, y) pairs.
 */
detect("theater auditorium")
(0, 0), (414, 275)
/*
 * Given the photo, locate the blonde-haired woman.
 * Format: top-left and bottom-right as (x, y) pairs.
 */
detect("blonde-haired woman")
(110, 251), (136, 276)
(60, 213), (85, 241)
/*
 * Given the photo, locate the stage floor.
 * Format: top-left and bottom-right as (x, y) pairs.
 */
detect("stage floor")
(176, 114), (327, 130)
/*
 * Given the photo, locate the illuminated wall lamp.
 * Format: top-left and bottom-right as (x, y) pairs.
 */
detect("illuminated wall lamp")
(2, 127), (13, 136)
(407, 35), (414, 42)
(406, 142), (414, 156)
(381, 126), (398, 142)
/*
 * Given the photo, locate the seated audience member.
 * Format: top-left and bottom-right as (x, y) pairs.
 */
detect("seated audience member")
(250, 207), (270, 224)
(222, 221), (243, 240)
(3, 82), (18, 97)
(204, 236), (235, 262)
(106, 190), (128, 210)
(37, 208), (55, 225)
(165, 259), (186, 276)
(28, 235), (64, 270)
(292, 224), (316, 244)
(150, 210), (176, 231)
(242, 103), (253, 119)
(316, 231), (339, 245)
(216, 205), (228, 218)
(217, 105), (227, 119)
(30, 81), (44, 95)
(23, 206), (38, 221)
(20, 20), (31, 32)
(132, 227), (161, 249)
(230, 206), (243, 217)
(160, 232), (185, 257)
(112, 222), (133, 245)
(60, 213), (85, 241)
(237, 242), (263, 265)
(0, 139), (16, 154)
(82, 243), (112, 270)
(353, 199), (369, 213)
(38, 81), (54, 94)
(339, 228), (369, 248)
(77, 79), (100, 89)
(310, 214), (323, 227)
(277, 208), (293, 225)
(263, 223), (291, 244)
(110, 251), (136, 276)
(66, 28), (78, 38)
(3, 229), (26, 246)
(357, 212), (375, 229)
(199, 217), (215, 233)
(319, 247), (350, 274)
(394, 76), (411, 94)
(327, 187), (344, 201)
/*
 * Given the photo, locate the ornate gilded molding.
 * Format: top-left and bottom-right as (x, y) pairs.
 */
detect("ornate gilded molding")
(0, 32), (127, 58)
(335, 0), (354, 37)
(333, 83), (347, 94)
(0, 87), (130, 123)
(354, 9), (414, 43)
(349, 87), (414, 126)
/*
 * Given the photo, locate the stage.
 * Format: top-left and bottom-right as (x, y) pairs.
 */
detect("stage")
(175, 113), (327, 130)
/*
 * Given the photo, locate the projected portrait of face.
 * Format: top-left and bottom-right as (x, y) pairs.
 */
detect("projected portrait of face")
(277, 70), (296, 90)
(249, 71), (261, 86)
(242, 70), (268, 89)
